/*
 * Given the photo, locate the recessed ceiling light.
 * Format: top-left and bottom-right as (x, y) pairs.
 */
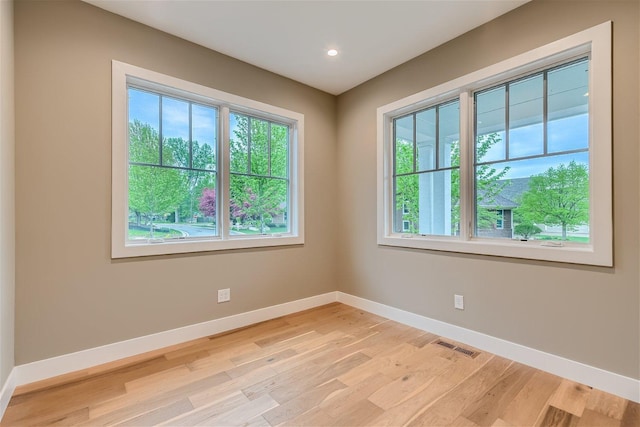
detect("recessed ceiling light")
(327, 49), (338, 57)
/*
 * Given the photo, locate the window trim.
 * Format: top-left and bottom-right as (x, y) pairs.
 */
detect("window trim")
(377, 22), (612, 266)
(112, 61), (304, 258)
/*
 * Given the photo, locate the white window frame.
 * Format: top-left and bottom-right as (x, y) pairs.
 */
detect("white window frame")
(377, 22), (612, 266)
(112, 61), (304, 258)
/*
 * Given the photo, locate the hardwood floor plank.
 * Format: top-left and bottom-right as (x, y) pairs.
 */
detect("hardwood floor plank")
(184, 351), (238, 373)
(500, 370), (563, 426)
(319, 373), (392, 419)
(406, 357), (513, 426)
(267, 351), (371, 404)
(201, 393), (278, 426)
(374, 341), (452, 380)
(620, 400), (640, 427)
(367, 353), (496, 426)
(45, 407), (90, 426)
(577, 409), (621, 427)
(160, 390), (249, 426)
(245, 415), (271, 427)
(367, 355), (450, 410)
(252, 325), (318, 349)
(187, 365), (277, 408)
(337, 342), (419, 386)
(113, 397), (193, 426)
(407, 331), (440, 348)
(2, 303), (635, 427)
(268, 331), (353, 374)
(451, 415), (481, 426)
(462, 362), (537, 426)
(228, 331), (320, 366)
(281, 406), (332, 427)
(323, 399), (383, 427)
(547, 379), (591, 417)
(262, 378), (346, 425)
(538, 405), (580, 427)
(2, 377), (126, 426)
(86, 371), (230, 425)
(585, 388), (627, 420)
(226, 348), (298, 379)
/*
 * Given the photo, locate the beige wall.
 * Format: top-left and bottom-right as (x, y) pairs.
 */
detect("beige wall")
(0, 0), (15, 385)
(336, 0), (640, 379)
(14, 0), (337, 364)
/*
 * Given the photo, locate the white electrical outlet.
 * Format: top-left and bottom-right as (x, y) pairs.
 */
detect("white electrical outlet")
(218, 288), (231, 303)
(454, 294), (464, 310)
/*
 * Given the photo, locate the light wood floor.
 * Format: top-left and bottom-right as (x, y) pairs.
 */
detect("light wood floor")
(1, 303), (638, 426)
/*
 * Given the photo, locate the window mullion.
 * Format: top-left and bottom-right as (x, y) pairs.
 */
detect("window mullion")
(220, 106), (230, 241)
(435, 106), (440, 170)
(389, 120), (397, 236)
(188, 102), (193, 168)
(505, 84), (510, 160)
(412, 113), (417, 173)
(247, 117), (252, 174)
(267, 123), (272, 176)
(458, 91), (472, 242)
(543, 70), (548, 155)
(159, 95), (163, 165)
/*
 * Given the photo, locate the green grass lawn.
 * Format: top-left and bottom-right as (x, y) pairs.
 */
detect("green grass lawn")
(537, 235), (590, 243)
(235, 226), (288, 235)
(128, 228), (183, 239)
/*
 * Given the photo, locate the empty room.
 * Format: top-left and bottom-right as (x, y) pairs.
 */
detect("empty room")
(0, 0), (639, 425)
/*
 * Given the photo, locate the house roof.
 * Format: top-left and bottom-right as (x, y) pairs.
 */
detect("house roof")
(478, 177), (530, 209)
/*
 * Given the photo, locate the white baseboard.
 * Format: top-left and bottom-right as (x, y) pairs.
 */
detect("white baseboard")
(14, 292), (338, 387)
(0, 368), (17, 420)
(337, 292), (640, 403)
(8, 290), (638, 411)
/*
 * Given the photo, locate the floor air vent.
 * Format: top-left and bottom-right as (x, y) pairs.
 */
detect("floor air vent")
(454, 346), (480, 358)
(434, 340), (480, 359)
(435, 340), (456, 349)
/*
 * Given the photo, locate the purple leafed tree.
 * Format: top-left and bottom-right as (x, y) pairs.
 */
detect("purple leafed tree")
(198, 188), (216, 217)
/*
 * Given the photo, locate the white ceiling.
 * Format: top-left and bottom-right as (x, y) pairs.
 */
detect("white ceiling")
(85, 0), (529, 95)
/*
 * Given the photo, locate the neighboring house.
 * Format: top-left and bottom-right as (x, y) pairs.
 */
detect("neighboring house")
(477, 177), (530, 238)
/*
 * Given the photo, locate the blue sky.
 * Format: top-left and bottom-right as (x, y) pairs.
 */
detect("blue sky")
(128, 88), (217, 150)
(481, 113), (589, 180)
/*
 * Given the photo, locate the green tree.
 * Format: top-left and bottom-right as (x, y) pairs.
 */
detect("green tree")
(514, 222), (542, 240)
(394, 140), (419, 232)
(163, 137), (216, 222)
(128, 121), (183, 235)
(515, 161), (589, 240)
(229, 115), (288, 233)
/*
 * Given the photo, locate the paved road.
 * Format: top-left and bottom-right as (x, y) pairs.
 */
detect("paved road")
(164, 223), (217, 237)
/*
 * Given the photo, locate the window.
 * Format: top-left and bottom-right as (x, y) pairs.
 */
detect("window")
(127, 88), (218, 241)
(377, 22), (611, 266)
(393, 100), (460, 236)
(474, 59), (589, 241)
(495, 210), (504, 230)
(112, 61), (304, 258)
(229, 113), (289, 235)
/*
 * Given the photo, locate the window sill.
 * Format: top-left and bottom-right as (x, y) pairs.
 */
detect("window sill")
(378, 234), (611, 267)
(112, 234), (304, 258)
